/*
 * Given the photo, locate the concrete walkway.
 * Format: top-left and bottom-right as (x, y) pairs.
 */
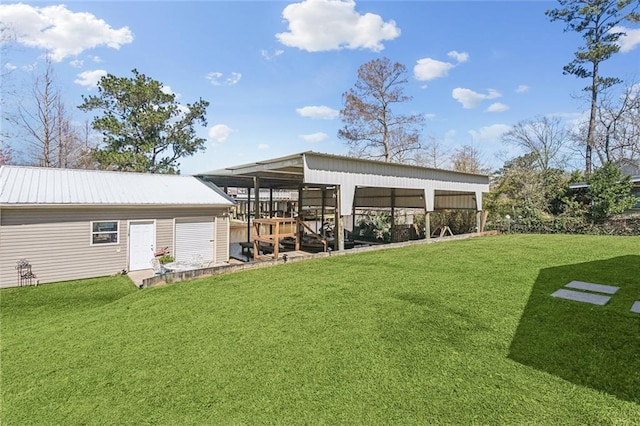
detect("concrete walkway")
(127, 269), (155, 287)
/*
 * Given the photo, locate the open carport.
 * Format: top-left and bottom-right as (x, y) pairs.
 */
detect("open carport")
(197, 151), (490, 253)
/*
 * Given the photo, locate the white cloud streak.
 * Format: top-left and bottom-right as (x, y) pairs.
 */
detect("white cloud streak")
(414, 50), (469, 81)
(206, 72), (242, 86)
(296, 105), (339, 119)
(515, 84), (529, 93)
(276, 0), (400, 52)
(0, 3), (133, 61)
(261, 48), (284, 60)
(208, 124), (235, 143)
(612, 25), (640, 53)
(414, 58), (455, 81)
(447, 50), (469, 63)
(452, 88), (501, 109)
(486, 102), (509, 112)
(74, 69), (107, 88)
(468, 124), (511, 143)
(300, 132), (328, 143)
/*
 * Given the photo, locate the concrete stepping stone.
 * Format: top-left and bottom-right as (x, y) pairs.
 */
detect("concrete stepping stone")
(631, 301), (640, 314)
(551, 289), (611, 306)
(564, 280), (619, 294)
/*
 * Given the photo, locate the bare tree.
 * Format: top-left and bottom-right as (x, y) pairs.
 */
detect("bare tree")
(412, 135), (449, 168)
(450, 144), (489, 174)
(0, 143), (12, 165)
(501, 116), (571, 172)
(338, 58), (424, 163)
(9, 58), (87, 168)
(0, 23), (16, 150)
(594, 82), (640, 164)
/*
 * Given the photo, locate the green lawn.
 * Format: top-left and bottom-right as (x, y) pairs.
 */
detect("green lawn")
(2, 234), (639, 424)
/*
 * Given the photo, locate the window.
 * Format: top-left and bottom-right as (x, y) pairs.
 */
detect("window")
(91, 221), (119, 245)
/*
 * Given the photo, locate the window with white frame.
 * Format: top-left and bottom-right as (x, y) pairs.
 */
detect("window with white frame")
(91, 221), (119, 245)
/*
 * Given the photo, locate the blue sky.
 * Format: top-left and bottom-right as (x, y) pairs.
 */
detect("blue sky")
(1, 1), (639, 175)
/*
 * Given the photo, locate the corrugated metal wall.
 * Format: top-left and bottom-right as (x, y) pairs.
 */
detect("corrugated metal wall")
(0, 206), (229, 287)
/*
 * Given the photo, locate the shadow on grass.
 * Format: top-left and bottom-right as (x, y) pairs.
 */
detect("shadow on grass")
(509, 256), (640, 404)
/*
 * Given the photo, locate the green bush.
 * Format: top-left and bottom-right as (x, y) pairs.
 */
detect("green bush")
(158, 255), (174, 264)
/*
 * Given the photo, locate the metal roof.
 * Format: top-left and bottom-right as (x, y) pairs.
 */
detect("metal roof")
(197, 151), (490, 212)
(569, 176), (640, 190)
(197, 151), (489, 189)
(0, 166), (235, 207)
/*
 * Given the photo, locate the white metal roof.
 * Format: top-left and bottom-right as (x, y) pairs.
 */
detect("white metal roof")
(0, 166), (235, 207)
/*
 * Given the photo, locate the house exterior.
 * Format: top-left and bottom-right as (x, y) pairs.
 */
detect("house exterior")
(0, 166), (235, 288)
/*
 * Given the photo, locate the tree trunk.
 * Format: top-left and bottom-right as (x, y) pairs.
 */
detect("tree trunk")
(586, 61), (599, 176)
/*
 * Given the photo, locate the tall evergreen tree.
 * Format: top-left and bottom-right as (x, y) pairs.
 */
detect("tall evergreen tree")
(546, 0), (640, 175)
(79, 69), (209, 174)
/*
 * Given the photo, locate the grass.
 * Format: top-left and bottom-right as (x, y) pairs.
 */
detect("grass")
(2, 234), (639, 424)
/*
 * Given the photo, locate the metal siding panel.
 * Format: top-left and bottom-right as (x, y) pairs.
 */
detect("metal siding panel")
(0, 207), (230, 287)
(0, 211), (126, 287)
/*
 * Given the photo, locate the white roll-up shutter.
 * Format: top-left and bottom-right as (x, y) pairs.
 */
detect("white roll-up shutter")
(175, 217), (215, 263)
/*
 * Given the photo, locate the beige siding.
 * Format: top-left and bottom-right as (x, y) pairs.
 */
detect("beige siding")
(0, 206), (229, 287)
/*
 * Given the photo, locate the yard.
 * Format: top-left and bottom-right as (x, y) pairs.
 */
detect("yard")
(2, 234), (639, 424)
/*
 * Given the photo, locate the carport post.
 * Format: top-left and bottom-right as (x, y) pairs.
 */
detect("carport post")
(253, 177), (260, 220)
(335, 185), (344, 251)
(390, 189), (396, 243)
(246, 186), (251, 243)
(476, 211), (483, 233)
(425, 212), (431, 239)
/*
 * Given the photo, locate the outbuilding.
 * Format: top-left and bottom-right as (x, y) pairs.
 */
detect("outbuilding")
(0, 166), (234, 287)
(199, 151), (490, 251)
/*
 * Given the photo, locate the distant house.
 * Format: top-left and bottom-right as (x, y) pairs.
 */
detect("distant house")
(568, 160), (640, 210)
(0, 166), (234, 287)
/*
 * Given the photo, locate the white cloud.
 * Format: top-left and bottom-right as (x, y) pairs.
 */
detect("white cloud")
(276, 0), (400, 52)
(160, 85), (181, 98)
(208, 124), (234, 143)
(452, 87), (501, 109)
(296, 105), (339, 119)
(3, 62), (17, 71)
(611, 25), (640, 53)
(515, 84), (529, 93)
(468, 124), (511, 143)
(206, 71), (242, 86)
(425, 113), (437, 120)
(414, 58), (455, 81)
(69, 59), (84, 68)
(0, 3), (133, 61)
(258, 143), (270, 150)
(261, 48), (284, 60)
(447, 50), (469, 63)
(74, 69), (107, 88)
(91, 55), (103, 63)
(485, 102), (509, 113)
(300, 132), (328, 143)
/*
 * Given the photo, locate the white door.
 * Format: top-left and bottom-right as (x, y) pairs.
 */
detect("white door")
(129, 221), (155, 271)
(175, 218), (214, 263)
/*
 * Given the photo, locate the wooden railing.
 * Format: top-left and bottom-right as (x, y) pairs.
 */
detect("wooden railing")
(251, 218), (327, 260)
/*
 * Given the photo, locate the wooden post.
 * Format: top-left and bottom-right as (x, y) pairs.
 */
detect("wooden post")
(273, 220), (280, 259)
(252, 221), (259, 261)
(476, 211), (482, 234)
